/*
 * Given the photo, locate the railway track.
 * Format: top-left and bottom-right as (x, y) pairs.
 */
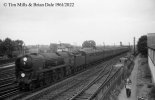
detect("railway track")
(0, 67), (16, 87)
(4, 53), (127, 100)
(0, 64), (15, 79)
(0, 62), (15, 84)
(69, 63), (120, 100)
(48, 61), (114, 100)
(0, 76), (17, 100)
(0, 62), (15, 69)
(0, 83), (19, 99)
(0, 76), (16, 86)
(0, 63), (17, 99)
(38, 62), (113, 100)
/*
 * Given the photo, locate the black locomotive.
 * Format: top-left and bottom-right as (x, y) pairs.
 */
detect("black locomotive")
(15, 47), (129, 90)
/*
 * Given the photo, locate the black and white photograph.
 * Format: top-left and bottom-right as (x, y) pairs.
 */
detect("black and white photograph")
(0, 0), (155, 100)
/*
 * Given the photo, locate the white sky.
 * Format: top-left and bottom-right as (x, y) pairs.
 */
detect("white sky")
(0, 0), (155, 46)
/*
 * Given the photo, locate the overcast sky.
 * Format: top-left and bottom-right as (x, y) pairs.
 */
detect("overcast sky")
(0, 0), (155, 46)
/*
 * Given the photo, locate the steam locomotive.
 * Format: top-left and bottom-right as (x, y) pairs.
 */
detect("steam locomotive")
(15, 47), (129, 90)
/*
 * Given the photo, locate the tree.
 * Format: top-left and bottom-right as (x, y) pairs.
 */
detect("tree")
(14, 40), (24, 53)
(0, 38), (25, 57)
(137, 35), (147, 56)
(82, 40), (96, 49)
(3, 38), (14, 57)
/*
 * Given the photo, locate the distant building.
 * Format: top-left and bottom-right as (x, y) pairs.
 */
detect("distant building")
(26, 43), (73, 54)
(26, 45), (50, 54)
(50, 43), (58, 52)
(58, 43), (73, 52)
(50, 43), (73, 52)
(147, 33), (155, 83)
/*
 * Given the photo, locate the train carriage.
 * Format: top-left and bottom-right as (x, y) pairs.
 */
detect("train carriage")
(74, 54), (86, 71)
(93, 50), (104, 62)
(103, 49), (112, 58)
(81, 49), (96, 65)
(56, 51), (74, 75)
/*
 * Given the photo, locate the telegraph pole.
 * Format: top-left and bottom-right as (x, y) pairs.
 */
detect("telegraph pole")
(129, 42), (130, 51)
(103, 42), (105, 48)
(120, 42), (122, 46)
(134, 37), (136, 56)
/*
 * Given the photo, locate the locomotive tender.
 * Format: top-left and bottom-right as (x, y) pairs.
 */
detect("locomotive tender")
(15, 47), (129, 90)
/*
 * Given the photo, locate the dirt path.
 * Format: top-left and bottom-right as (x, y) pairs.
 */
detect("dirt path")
(117, 56), (139, 100)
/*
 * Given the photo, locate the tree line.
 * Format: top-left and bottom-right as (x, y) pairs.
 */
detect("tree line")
(0, 38), (24, 58)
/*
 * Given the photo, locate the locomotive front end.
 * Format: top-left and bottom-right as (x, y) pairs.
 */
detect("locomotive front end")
(15, 55), (33, 89)
(15, 54), (45, 90)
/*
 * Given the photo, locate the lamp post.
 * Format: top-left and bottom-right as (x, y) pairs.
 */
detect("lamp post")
(134, 37), (135, 56)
